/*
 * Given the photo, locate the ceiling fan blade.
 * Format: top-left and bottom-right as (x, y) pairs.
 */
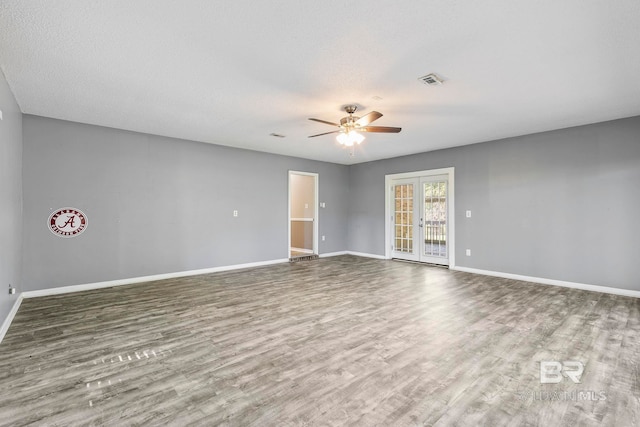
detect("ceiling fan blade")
(308, 118), (340, 127)
(355, 111), (383, 127)
(361, 126), (402, 133)
(308, 130), (340, 138)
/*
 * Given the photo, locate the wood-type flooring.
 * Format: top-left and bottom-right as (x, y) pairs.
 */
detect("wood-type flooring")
(0, 255), (638, 426)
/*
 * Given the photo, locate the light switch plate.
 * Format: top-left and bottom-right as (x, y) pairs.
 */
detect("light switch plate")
(466, 210), (471, 218)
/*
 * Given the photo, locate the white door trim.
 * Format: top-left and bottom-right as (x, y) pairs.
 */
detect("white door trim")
(288, 171), (319, 256)
(385, 167), (455, 268)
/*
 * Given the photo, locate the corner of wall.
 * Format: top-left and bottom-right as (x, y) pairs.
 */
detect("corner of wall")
(0, 293), (23, 345)
(0, 67), (24, 340)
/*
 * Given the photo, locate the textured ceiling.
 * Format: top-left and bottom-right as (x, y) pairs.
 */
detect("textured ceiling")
(1, 1), (640, 164)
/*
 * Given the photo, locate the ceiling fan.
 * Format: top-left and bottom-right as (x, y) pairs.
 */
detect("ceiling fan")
(308, 105), (401, 149)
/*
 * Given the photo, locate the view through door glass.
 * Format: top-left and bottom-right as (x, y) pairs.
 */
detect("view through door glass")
(422, 179), (448, 262)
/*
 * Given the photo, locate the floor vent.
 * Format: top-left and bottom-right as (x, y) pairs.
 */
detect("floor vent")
(289, 255), (319, 262)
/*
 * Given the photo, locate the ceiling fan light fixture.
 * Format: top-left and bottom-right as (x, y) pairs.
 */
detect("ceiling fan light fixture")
(308, 105), (400, 157)
(337, 131), (364, 147)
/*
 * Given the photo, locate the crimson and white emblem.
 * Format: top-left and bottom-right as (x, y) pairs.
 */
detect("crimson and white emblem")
(48, 208), (88, 238)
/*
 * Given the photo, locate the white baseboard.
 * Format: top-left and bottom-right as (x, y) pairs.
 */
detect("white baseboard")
(319, 251), (348, 258)
(22, 258), (290, 299)
(0, 294), (23, 345)
(321, 251), (388, 259)
(346, 251), (389, 260)
(451, 266), (640, 299)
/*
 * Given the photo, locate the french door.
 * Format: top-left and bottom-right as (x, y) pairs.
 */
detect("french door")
(391, 175), (449, 265)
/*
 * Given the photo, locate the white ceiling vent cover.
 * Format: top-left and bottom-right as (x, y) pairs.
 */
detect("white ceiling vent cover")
(418, 73), (444, 86)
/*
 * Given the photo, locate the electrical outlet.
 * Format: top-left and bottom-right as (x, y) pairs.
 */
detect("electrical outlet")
(320, 202), (326, 208)
(322, 235), (325, 241)
(233, 210), (238, 217)
(465, 249), (471, 256)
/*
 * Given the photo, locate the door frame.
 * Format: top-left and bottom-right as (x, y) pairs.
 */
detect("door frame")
(384, 167), (455, 268)
(288, 171), (319, 257)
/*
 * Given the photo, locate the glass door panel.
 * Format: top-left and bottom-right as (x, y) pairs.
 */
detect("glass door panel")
(421, 177), (448, 264)
(391, 179), (419, 261)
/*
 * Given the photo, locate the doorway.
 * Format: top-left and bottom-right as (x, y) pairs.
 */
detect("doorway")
(385, 168), (455, 266)
(288, 171), (319, 259)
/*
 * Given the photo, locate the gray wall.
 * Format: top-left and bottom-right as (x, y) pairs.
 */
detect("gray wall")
(18, 113), (640, 294)
(22, 116), (349, 291)
(0, 69), (22, 326)
(348, 116), (640, 291)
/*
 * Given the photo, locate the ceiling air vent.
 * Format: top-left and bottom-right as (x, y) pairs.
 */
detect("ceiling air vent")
(418, 73), (443, 86)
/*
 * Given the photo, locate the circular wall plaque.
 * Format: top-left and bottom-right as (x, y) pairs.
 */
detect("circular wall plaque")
(48, 208), (88, 238)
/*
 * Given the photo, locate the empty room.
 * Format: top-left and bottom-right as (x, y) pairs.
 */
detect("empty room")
(1, 1), (639, 426)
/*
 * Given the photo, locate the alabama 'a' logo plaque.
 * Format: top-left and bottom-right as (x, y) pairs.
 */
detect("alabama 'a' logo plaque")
(48, 208), (88, 238)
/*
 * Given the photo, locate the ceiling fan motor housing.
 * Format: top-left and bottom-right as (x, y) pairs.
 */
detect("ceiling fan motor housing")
(344, 105), (358, 114)
(340, 116), (360, 129)
(340, 105), (360, 130)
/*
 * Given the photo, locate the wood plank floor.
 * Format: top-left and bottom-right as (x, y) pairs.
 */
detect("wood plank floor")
(0, 255), (639, 426)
